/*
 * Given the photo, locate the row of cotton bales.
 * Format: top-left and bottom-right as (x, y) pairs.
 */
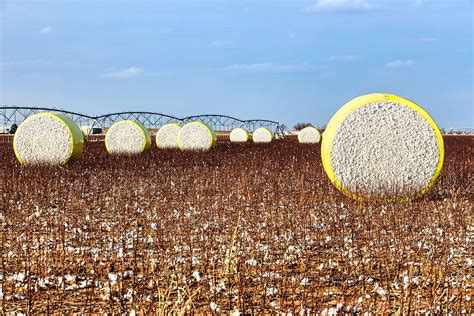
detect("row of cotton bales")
(11, 115), (285, 165)
(230, 127), (274, 143)
(12, 115), (320, 165)
(105, 121), (219, 153)
(230, 126), (322, 144)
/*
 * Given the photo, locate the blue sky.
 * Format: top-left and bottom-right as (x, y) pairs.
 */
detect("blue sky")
(1, 0), (472, 128)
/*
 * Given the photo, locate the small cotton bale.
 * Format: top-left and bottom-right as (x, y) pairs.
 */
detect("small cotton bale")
(252, 127), (273, 143)
(229, 127), (249, 143)
(13, 113), (84, 165)
(177, 122), (216, 151)
(298, 126), (321, 144)
(156, 123), (181, 149)
(105, 120), (151, 154)
(321, 93), (444, 201)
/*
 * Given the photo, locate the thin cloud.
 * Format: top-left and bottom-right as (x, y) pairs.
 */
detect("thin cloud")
(0, 60), (80, 67)
(329, 54), (361, 62)
(384, 59), (414, 68)
(306, 0), (380, 13)
(414, 0), (423, 7)
(39, 25), (53, 34)
(416, 37), (439, 43)
(221, 62), (317, 73)
(394, 37), (440, 45)
(159, 28), (172, 34)
(209, 40), (234, 48)
(102, 67), (142, 79)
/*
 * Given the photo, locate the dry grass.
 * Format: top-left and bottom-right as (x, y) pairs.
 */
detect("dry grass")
(0, 137), (472, 314)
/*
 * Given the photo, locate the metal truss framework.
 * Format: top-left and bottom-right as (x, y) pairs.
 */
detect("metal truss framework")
(0, 106), (284, 135)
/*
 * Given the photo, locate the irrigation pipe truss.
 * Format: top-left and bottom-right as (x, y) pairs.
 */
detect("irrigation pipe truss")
(0, 106), (285, 135)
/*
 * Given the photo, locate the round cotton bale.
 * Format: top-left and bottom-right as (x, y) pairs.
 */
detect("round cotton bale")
(105, 120), (151, 154)
(13, 113), (84, 165)
(252, 127), (273, 143)
(321, 93), (444, 201)
(229, 127), (249, 143)
(298, 126), (321, 144)
(177, 121), (216, 151)
(156, 123), (181, 149)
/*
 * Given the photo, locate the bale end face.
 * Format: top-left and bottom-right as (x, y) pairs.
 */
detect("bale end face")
(298, 126), (321, 144)
(321, 93), (444, 201)
(156, 123), (181, 149)
(177, 122), (216, 151)
(13, 113), (84, 165)
(252, 127), (273, 143)
(105, 120), (151, 154)
(229, 128), (249, 143)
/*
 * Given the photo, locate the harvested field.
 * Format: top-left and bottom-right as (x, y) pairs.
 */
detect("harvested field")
(0, 136), (472, 314)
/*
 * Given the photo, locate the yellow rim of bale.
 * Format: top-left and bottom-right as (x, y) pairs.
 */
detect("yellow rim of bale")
(177, 121), (216, 151)
(230, 127), (249, 142)
(156, 123), (182, 148)
(253, 127), (273, 142)
(13, 112), (84, 165)
(297, 126), (321, 143)
(321, 93), (444, 202)
(105, 120), (151, 154)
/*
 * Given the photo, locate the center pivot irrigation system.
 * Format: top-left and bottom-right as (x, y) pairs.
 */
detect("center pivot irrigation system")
(0, 106), (284, 135)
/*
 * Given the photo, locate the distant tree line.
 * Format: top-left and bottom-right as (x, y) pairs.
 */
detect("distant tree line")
(293, 122), (326, 131)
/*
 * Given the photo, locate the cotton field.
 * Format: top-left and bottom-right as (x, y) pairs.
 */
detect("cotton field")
(0, 137), (472, 314)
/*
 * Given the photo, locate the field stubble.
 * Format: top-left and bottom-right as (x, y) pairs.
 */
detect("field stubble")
(0, 137), (472, 314)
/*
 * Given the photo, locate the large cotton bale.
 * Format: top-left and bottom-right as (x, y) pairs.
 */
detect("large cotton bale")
(105, 120), (151, 154)
(321, 93), (444, 201)
(298, 126), (321, 144)
(156, 123), (181, 149)
(229, 127), (249, 143)
(13, 113), (84, 165)
(177, 121), (216, 151)
(252, 127), (273, 143)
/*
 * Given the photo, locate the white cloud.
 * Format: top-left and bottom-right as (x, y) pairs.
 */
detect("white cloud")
(306, 0), (380, 13)
(102, 67), (142, 79)
(221, 62), (317, 73)
(384, 59), (414, 68)
(209, 40), (234, 48)
(39, 25), (53, 34)
(329, 54), (361, 62)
